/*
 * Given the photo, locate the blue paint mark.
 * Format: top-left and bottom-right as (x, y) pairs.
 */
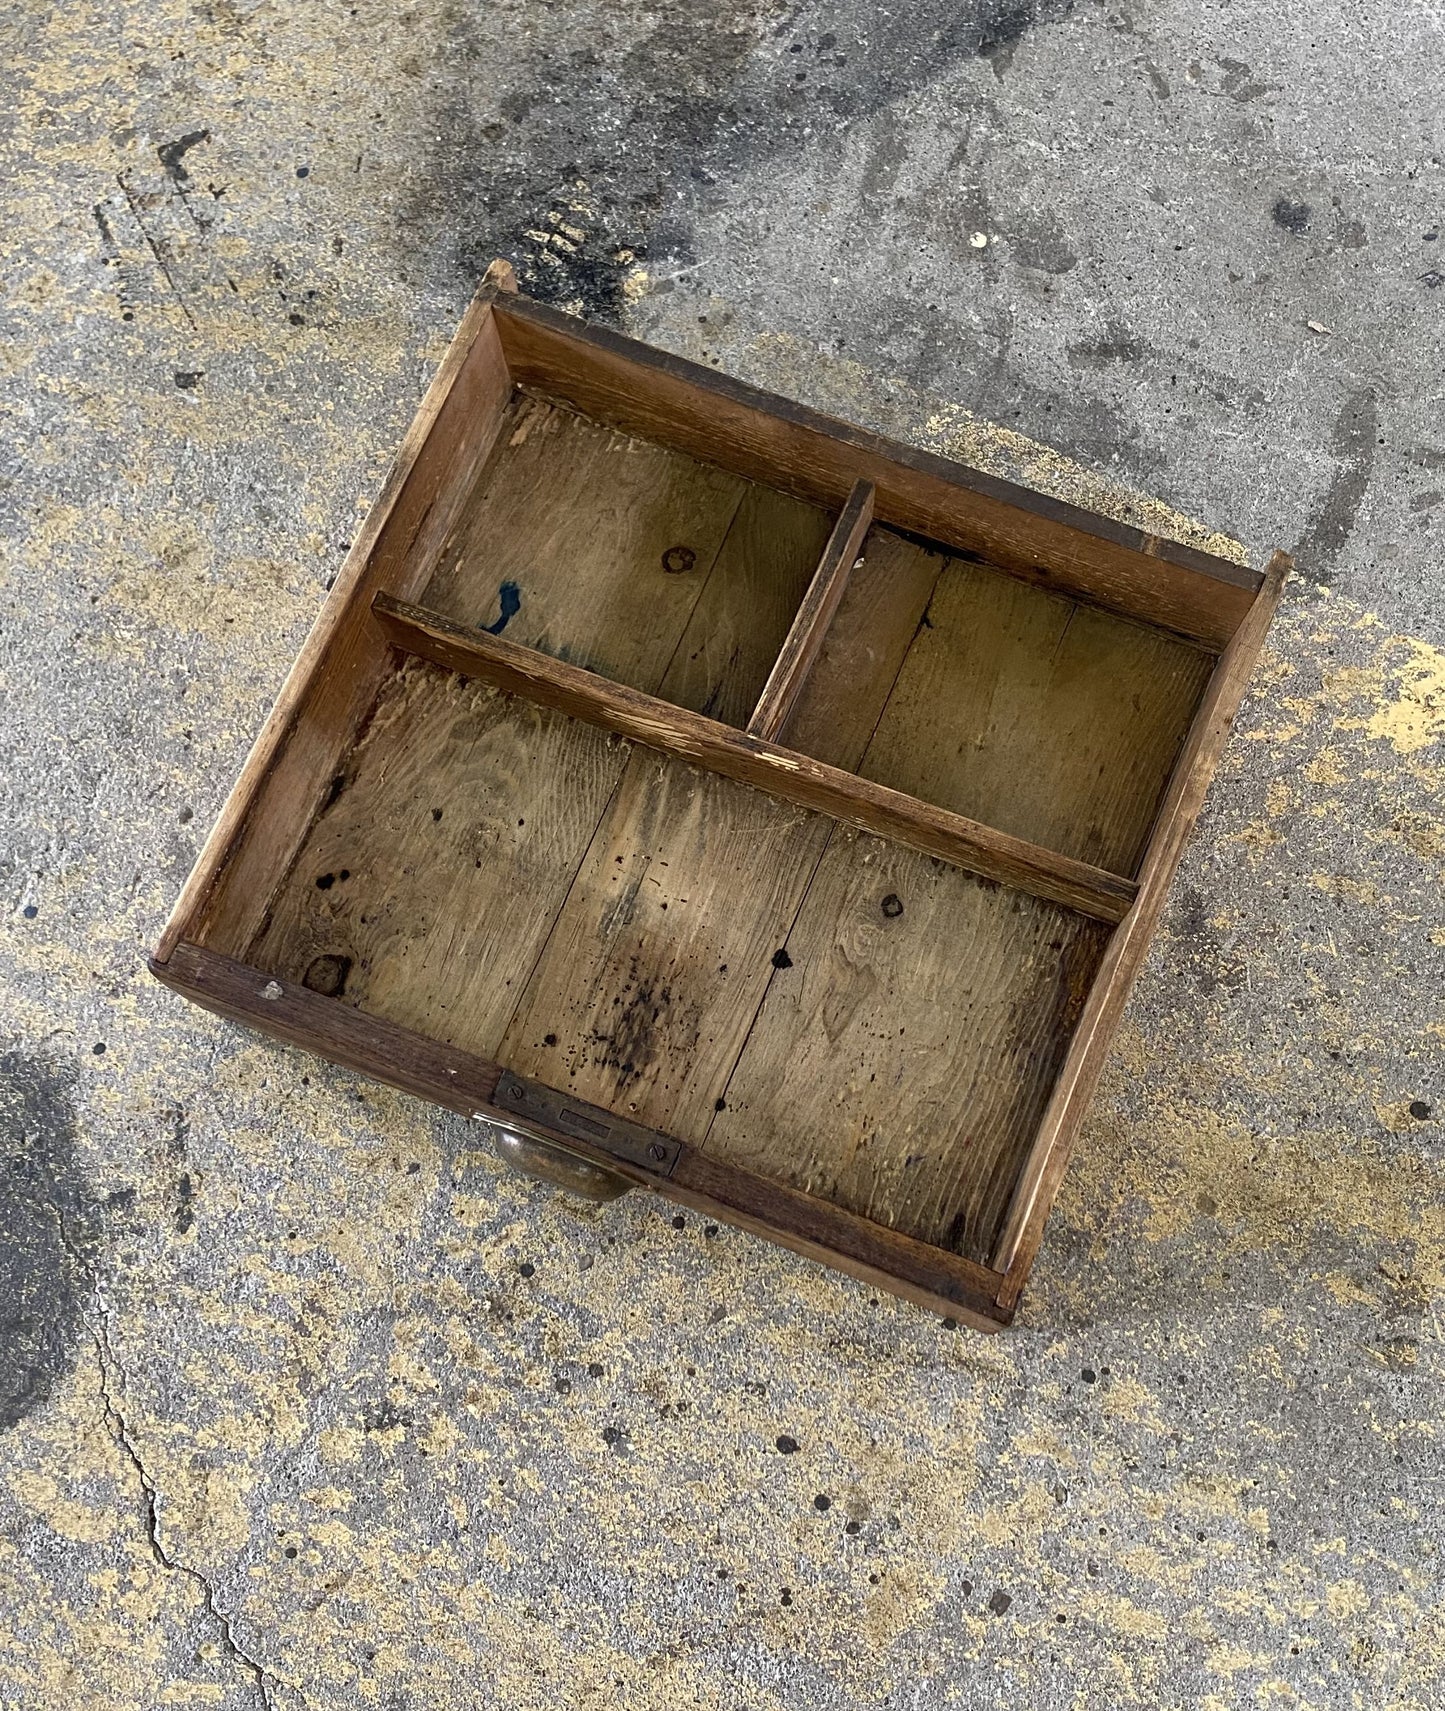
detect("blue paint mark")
(481, 581), (521, 635)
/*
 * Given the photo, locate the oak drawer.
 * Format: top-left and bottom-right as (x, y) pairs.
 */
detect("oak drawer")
(151, 264), (1284, 1329)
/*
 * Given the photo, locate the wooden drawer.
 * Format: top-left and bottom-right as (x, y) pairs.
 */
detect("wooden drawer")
(151, 262), (1285, 1330)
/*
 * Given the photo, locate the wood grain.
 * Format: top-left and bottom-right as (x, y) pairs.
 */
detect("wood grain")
(857, 557), (1215, 875)
(778, 528), (948, 769)
(422, 392), (752, 697)
(500, 750), (834, 1142)
(164, 272), (518, 963)
(490, 296), (1261, 649)
(668, 1149), (1011, 1329)
(654, 482), (835, 726)
(992, 552), (1292, 1289)
(703, 828), (1108, 1262)
(747, 479), (874, 741)
(248, 659), (630, 1060)
(372, 595), (1138, 923)
(152, 941), (505, 1118)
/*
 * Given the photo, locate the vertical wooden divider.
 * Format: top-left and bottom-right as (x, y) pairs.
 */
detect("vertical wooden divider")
(747, 479), (875, 741)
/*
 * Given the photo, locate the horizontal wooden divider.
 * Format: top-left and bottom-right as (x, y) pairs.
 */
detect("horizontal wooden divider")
(748, 477), (874, 741)
(371, 592), (1140, 924)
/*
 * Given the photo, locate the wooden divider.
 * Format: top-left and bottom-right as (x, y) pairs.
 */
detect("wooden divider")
(747, 479), (874, 741)
(370, 592), (1140, 924)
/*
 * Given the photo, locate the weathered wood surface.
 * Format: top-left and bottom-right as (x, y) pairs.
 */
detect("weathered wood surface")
(249, 660), (630, 1060)
(373, 595), (1139, 924)
(856, 555), (1214, 874)
(702, 828), (1108, 1263)
(501, 751), (834, 1143)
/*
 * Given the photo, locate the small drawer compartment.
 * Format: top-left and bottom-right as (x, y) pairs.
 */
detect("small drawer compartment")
(782, 531), (1215, 877)
(422, 390), (834, 726)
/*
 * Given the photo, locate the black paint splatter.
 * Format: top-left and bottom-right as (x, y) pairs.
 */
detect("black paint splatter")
(481, 580), (522, 635)
(1271, 196), (1311, 235)
(1294, 389), (1377, 575)
(399, 2), (1076, 315)
(157, 130), (211, 186)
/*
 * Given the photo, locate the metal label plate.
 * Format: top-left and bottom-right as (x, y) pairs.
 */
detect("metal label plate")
(490, 1073), (683, 1177)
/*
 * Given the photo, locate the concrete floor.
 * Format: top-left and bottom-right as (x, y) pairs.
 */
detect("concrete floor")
(2, 1), (1442, 1705)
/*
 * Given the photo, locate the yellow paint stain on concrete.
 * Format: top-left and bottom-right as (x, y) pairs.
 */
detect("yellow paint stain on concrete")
(1309, 871), (1391, 909)
(1264, 776), (1295, 817)
(300, 1485), (354, 1512)
(1358, 635), (1445, 754)
(1302, 745), (1349, 786)
(1374, 1099), (1425, 1134)
(1098, 1373), (1165, 1430)
(1007, 1422), (1079, 1467)
(316, 1425), (365, 1467)
(1206, 1641), (1268, 1676)
(974, 1479), (1059, 1549)
(1324, 1577), (1371, 1620)
(1218, 808), (1293, 862)
(855, 1563), (951, 1657)
(1323, 1270), (1379, 1308)
(447, 1192), (498, 1226)
(1251, 606), (1445, 816)
(1079, 1589), (1171, 1641)
(166, 1465), (254, 1557)
(104, 547), (309, 652)
(6, 1468), (118, 1545)
(1106, 1103), (1443, 1286)
(1370, 812), (1445, 865)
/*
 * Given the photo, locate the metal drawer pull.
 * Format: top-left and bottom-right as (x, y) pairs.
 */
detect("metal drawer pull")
(485, 1120), (632, 1202)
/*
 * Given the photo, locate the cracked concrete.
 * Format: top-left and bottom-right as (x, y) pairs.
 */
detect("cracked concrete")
(1, 2), (1442, 1707)
(93, 1302), (281, 1711)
